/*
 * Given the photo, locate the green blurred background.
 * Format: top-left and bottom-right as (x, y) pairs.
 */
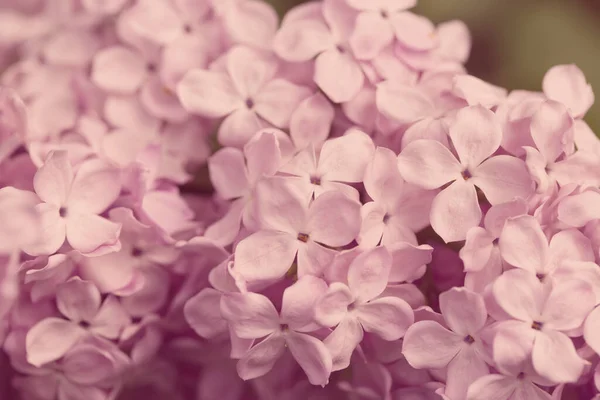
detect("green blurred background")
(267, 0), (600, 134)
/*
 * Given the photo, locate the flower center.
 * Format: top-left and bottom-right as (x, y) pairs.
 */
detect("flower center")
(131, 247), (143, 257)
(535, 273), (545, 282)
(146, 63), (157, 73)
(245, 98), (254, 109)
(280, 324), (289, 332)
(380, 9), (389, 19)
(310, 175), (321, 185)
(462, 169), (472, 180)
(383, 213), (391, 224)
(531, 321), (543, 330)
(297, 233), (309, 243)
(463, 335), (475, 344)
(183, 24), (192, 33)
(59, 207), (68, 218)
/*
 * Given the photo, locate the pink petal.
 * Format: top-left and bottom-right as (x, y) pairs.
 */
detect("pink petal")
(397, 139), (462, 189)
(139, 77), (188, 122)
(220, 292), (279, 339)
(296, 239), (337, 278)
(65, 214), (121, 255)
(208, 148), (249, 200)
(233, 230), (298, 284)
(492, 269), (543, 322)
(223, 0), (278, 50)
(390, 11), (438, 50)
(88, 295), (130, 339)
(204, 199), (245, 246)
(430, 180), (482, 243)
(402, 320), (462, 369)
(323, 316), (364, 372)
(67, 159), (121, 214)
(125, 0), (181, 44)
(459, 227), (495, 272)
(452, 75), (507, 108)
(584, 306), (600, 355)
(177, 70), (242, 118)
(273, 19), (333, 62)
(355, 296), (414, 340)
(551, 151), (600, 188)
(91, 46), (147, 94)
(23, 203), (66, 256)
(56, 278), (101, 323)
(318, 128), (375, 183)
(281, 276), (328, 331)
(388, 242), (433, 283)
(285, 331), (333, 386)
(314, 282), (354, 327)
(314, 49), (364, 103)
(120, 265), (170, 316)
(218, 108), (265, 149)
(237, 333), (286, 380)
(349, 12), (394, 60)
(558, 191), (600, 228)
(358, 202), (386, 248)
(254, 176), (309, 234)
(255, 79), (311, 128)
(140, 190), (194, 237)
(184, 288), (228, 339)
(493, 320), (536, 375)
(347, 246), (392, 303)
(472, 155), (533, 205)
(244, 131), (282, 183)
(542, 279), (594, 331)
(439, 287), (487, 335)
(548, 229), (595, 268)
(363, 147), (404, 205)
(466, 375), (519, 400)
(34, 150), (72, 206)
(542, 64), (594, 118)
(308, 190), (361, 247)
(290, 93), (334, 150)
(449, 105), (502, 170)
(376, 81), (434, 125)
(445, 346), (489, 400)
(529, 100), (573, 163)
(498, 215), (548, 274)
(226, 46), (277, 99)
(483, 199), (528, 238)
(532, 330), (586, 384)
(26, 318), (84, 367)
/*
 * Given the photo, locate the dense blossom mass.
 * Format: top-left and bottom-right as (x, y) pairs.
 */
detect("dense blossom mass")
(0, 0), (598, 399)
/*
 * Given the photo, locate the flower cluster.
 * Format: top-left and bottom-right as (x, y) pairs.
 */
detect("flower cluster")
(0, 0), (599, 399)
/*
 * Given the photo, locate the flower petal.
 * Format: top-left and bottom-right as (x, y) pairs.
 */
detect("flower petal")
(492, 269), (543, 322)
(308, 190), (361, 247)
(532, 330), (587, 384)
(255, 79), (310, 128)
(542, 64), (594, 118)
(184, 288), (228, 339)
(397, 139), (462, 189)
(440, 287), (487, 336)
(584, 306), (600, 355)
(318, 128), (375, 183)
(281, 276), (328, 331)
(376, 81), (434, 125)
(286, 331), (333, 386)
(26, 318), (84, 367)
(208, 148), (249, 200)
(56, 278), (101, 323)
(91, 46), (147, 94)
(347, 246), (392, 303)
(273, 19), (333, 62)
(218, 108), (265, 149)
(177, 70), (242, 118)
(67, 159), (121, 214)
(355, 296), (414, 341)
(220, 292), (279, 339)
(237, 333), (286, 380)
(34, 150), (72, 206)
(65, 213), (121, 255)
(529, 100), (573, 163)
(290, 93), (335, 150)
(349, 12), (394, 60)
(542, 279), (595, 332)
(557, 191), (600, 228)
(472, 155), (533, 205)
(323, 316), (364, 372)
(314, 49), (364, 103)
(402, 320), (462, 369)
(449, 105), (502, 170)
(314, 282), (354, 328)
(498, 215), (548, 274)
(430, 180), (481, 243)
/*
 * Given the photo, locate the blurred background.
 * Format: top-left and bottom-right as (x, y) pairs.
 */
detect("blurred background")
(267, 0), (600, 134)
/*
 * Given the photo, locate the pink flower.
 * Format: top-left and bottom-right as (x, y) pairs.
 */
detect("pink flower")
(25, 278), (130, 367)
(492, 269), (594, 383)
(459, 199), (528, 292)
(273, 0), (364, 102)
(403, 287), (491, 399)
(177, 46), (310, 148)
(280, 128), (375, 201)
(359, 146), (434, 247)
(205, 131), (283, 246)
(220, 276), (332, 385)
(314, 247), (414, 371)
(24, 151), (122, 256)
(542, 64), (594, 119)
(233, 177), (361, 283)
(397, 105), (533, 242)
